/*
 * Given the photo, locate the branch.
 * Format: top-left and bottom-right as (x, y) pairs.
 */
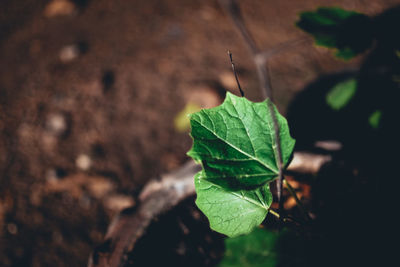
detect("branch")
(218, 0), (271, 99)
(88, 161), (201, 267)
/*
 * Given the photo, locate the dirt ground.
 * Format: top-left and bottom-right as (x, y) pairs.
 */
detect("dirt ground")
(1, 0), (399, 266)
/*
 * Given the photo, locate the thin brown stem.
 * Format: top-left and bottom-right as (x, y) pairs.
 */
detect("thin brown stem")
(228, 50), (245, 97)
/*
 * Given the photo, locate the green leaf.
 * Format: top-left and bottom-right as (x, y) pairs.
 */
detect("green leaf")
(326, 78), (357, 110)
(219, 228), (278, 267)
(368, 110), (382, 129)
(173, 102), (201, 132)
(195, 171), (273, 237)
(188, 92), (295, 187)
(188, 93), (295, 236)
(296, 7), (373, 60)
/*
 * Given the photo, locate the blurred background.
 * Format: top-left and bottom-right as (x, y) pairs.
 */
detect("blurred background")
(1, 0), (399, 266)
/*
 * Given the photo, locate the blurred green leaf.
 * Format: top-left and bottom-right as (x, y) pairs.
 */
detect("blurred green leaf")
(219, 228), (278, 267)
(369, 110), (382, 129)
(326, 78), (357, 110)
(297, 7), (373, 60)
(174, 102), (201, 132)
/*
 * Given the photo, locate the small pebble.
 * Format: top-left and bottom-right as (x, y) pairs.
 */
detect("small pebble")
(46, 113), (67, 136)
(59, 45), (80, 63)
(76, 154), (92, 171)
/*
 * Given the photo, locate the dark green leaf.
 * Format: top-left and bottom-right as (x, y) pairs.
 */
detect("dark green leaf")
(195, 171), (273, 237)
(219, 228), (278, 267)
(326, 78), (357, 110)
(188, 93), (295, 236)
(188, 92), (295, 187)
(369, 110), (382, 129)
(297, 7), (373, 60)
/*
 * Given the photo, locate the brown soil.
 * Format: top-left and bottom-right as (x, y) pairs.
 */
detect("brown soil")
(1, 0), (399, 266)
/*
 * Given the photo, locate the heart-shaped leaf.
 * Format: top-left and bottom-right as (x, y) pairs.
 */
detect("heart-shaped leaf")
(188, 93), (295, 236)
(188, 92), (295, 187)
(195, 171), (273, 237)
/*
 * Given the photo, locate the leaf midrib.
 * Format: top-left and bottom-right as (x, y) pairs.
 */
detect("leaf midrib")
(203, 172), (277, 179)
(193, 116), (278, 174)
(202, 176), (270, 211)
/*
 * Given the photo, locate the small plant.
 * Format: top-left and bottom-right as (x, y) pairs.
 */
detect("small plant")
(187, 92), (295, 236)
(187, 2), (399, 235)
(187, 2), (400, 266)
